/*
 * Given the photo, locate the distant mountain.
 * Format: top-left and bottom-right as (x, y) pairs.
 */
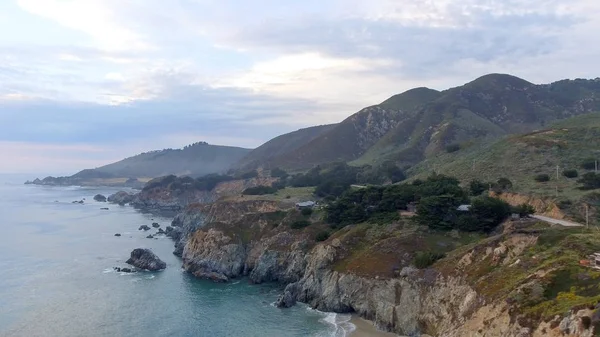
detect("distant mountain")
(236, 124), (337, 171)
(242, 74), (600, 171)
(27, 142), (252, 187)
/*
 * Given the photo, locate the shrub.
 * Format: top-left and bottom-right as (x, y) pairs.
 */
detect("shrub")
(270, 167), (288, 178)
(242, 185), (278, 195)
(578, 172), (600, 190)
(414, 251), (446, 269)
(290, 219), (311, 229)
(563, 169), (578, 178)
(581, 158), (597, 170)
(534, 174), (550, 182)
(512, 203), (536, 217)
(445, 144), (460, 153)
(285, 195), (291, 199)
(315, 231), (330, 242)
(301, 207), (313, 216)
(469, 180), (488, 196)
(497, 178), (513, 190)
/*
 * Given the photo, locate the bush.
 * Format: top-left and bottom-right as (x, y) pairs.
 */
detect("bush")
(469, 196), (512, 232)
(270, 167), (288, 178)
(469, 180), (488, 196)
(414, 251), (446, 269)
(290, 219), (311, 229)
(315, 231), (330, 242)
(581, 158), (597, 170)
(512, 203), (536, 217)
(445, 144), (460, 153)
(578, 172), (600, 190)
(301, 207), (313, 216)
(563, 169), (579, 178)
(534, 174), (550, 182)
(242, 185), (278, 195)
(497, 178), (513, 190)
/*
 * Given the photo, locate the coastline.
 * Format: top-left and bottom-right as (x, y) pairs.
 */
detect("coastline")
(349, 315), (401, 337)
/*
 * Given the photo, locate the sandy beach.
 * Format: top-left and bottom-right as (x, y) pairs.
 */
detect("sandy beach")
(349, 315), (402, 337)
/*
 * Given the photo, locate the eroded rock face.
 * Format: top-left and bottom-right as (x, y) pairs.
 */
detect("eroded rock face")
(107, 191), (134, 205)
(182, 229), (246, 281)
(126, 248), (166, 271)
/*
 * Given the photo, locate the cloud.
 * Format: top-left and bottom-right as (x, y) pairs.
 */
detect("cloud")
(1, 0), (600, 173)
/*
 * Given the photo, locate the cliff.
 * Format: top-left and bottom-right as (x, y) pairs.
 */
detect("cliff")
(173, 200), (600, 337)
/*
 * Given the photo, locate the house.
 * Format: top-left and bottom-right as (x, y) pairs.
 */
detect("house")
(457, 204), (472, 212)
(589, 253), (600, 269)
(296, 201), (316, 210)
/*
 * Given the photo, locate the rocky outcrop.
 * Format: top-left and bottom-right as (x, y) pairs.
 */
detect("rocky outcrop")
(108, 191), (135, 205)
(93, 194), (107, 202)
(126, 248), (166, 271)
(138, 225), (151, 231)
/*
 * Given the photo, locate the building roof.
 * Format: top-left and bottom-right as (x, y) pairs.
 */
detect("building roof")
(457, 204), (472, 211)
(296, 201), (316, 207)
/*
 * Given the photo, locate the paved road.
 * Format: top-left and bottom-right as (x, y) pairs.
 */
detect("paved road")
(530, 214), (584, 227)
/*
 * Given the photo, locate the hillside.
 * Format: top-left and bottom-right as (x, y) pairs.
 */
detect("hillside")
(409, 112), (600, 222)
(355, 74), (600, 167)
(27, 142), (251, 187)
(242, 74), (600, 171)
(236, 124), (336, 171)
(257, 87), (443, 170)
(90, 142), (250, 178)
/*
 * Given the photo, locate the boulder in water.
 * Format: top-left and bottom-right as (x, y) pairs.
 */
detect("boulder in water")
(126, 248), (166, 271)
(93, 194), (107, 202)
(152, 222), (160, 228)
(101, 207), (109, 210)
(114, 233), (121, 237)
(138, 225), (151, 231)
(146, 235), (154, 239)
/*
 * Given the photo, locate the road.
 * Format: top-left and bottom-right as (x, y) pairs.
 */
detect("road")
(530, 214), (584, 227)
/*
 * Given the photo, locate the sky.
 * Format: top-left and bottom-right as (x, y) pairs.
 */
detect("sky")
(0, 0), (599, 174)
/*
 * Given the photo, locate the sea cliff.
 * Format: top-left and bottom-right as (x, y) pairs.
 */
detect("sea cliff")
(169, 199), (600, 337)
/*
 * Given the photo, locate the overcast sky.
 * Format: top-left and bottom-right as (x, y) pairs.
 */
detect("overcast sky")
(1, 0), (599, 174)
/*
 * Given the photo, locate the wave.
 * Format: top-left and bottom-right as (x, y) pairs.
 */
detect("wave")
(307, 307), (355, 337)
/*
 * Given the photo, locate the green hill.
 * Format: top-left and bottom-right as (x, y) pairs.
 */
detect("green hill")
(240, 74), (600, 171)
(354, 75), (600, 167)
(236, 124), (336, 171)
(409, 113), (600, 220)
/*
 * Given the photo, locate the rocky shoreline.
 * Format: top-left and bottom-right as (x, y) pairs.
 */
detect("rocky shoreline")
(105, 188), (596, 337)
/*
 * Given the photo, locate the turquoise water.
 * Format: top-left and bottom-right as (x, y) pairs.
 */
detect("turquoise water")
(0, 176), (350, 337)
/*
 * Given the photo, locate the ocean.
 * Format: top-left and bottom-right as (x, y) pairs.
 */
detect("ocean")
(0, 175), (355, 337)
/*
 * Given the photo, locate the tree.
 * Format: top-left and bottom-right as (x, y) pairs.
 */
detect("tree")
(577, 172), (600, 190)
(469, 196), (512, 232)
(534, 174), (550, 182)
(415, 195), (463, 230)
(563, 169), (579, 178)
(469, 180), (488, 196)
(381, 161), (406, 183)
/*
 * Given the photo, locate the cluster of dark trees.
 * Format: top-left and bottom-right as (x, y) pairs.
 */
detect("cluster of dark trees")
(284, 162), (406, 198)
(143, 173), (236, 192)
(326, 174), (530, 232)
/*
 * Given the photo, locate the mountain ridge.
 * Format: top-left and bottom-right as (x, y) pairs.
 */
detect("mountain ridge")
(239, 74), (600, 171)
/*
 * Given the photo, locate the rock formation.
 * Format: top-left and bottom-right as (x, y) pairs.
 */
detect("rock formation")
(93, 194), (107, 202)
(125, 248), (166, 271)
